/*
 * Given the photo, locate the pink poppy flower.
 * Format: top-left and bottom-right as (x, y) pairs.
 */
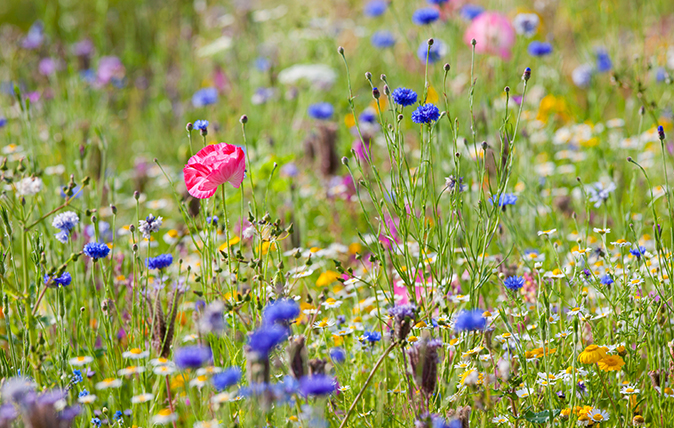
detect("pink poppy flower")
(463, 12), (516, 60)
(183, 143), (246, 199)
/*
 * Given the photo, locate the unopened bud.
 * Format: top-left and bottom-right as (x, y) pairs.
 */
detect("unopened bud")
(523, 67), (531, 81)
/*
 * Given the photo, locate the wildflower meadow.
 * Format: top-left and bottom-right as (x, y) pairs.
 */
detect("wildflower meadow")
(1, 0), (674, 426)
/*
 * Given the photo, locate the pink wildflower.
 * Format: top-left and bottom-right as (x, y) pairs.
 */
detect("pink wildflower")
(463, 12), (516, 60)
(183, 143), (246, 199)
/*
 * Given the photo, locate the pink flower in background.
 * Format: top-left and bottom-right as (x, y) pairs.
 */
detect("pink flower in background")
(183, 143), (246, 199)
(97, 56), (125, 85)
(464, 12), (516, 60)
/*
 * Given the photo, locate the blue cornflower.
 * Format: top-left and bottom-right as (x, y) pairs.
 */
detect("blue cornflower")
(362, 330), (381, 343)
(83, 242), (110, 260)
(656, 67), (668, 83)
(412, 8), (440, 25)
(72, 370), (83, 384)
(206, 215), (219, 225)
(212, 367), (242, 391)
(370, 30), (396, 48)
(193, 119), (209, 131)
(417, 40), (445, 63)
(329, 347), (346, 364)
(91, 418), (102, 427)
(527, 41), (553, 57)
(60, 185), (82, 199)
(629, 246), (646, 259)
(586, 182), (616, 208)
(174, 345), (212, 369)
(254, 57), (271, 71)
(388, 304), (416, 319)
(489, 193), (518, 207)
(299, 375), (336, 396)
(595, 49), (612, 72)
(263, 299), (300, 326)
(433, 417), (462, 428)
(600, 274), (614, 286)
(113, 410), (123, 421)
(454, 309), (487, 332)
(0, 117), (6, 128)
(247, 326), (288, 357)
(52, 211), (79, 244)
(411, 104), (440, 124)
(364, 0), (387, 17)
(146, 253), (173, 270)
(307, 102), (334, 120)
(572, 64), (594, 88)
(192, 87), (218, 107)
(504, 276), (525, 291)
(359, 109), (377, 124)
(44, 272), (72, 287)
(392, 87), (418, 107)
(460, 4), (484, 20)
(138, 214), (163, 239)
(427, 0), (448, 4)
(78, 389), (89, 397)
(513, 13), (540, 37)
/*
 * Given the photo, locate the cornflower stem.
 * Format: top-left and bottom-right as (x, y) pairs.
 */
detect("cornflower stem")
(23, 188), (85, 231)
(338, 341), (397, 428)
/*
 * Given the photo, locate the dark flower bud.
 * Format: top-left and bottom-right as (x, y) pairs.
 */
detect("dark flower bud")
(372, 87), (380, 99)
(110, 205), (117, 215)
(200, 127), (208, 137)
(481, 141), (488, 150)
(471, 38), (477, 46)
(240, 115), (248, 124)
(341, 156), (349, 166)
(132, 244), (138, 252)
(443, 63), (450, 72)
(397, 114), (403, 122)
(389, 304), (416, 342)
(380, 74), (387, 82)
(383, 85), (390, 96)
(406, 333), (442, 397)
(639, 106), (645, 116)
(523, 67), (532, 81)
(658, 125), (665, 140)
(186, 122), (193, 131)
(365, 71), (372, 80)
(288, 336), (307, 379)
(505, 86), (510, 93)
(133, 190), (140, 200)
(337, 46), (344, 55)
(427, 38), (434, 46)
(308, 358), (327, 375)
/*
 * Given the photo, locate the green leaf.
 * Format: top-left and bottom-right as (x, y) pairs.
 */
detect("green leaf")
(524, 409), (561, 424)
